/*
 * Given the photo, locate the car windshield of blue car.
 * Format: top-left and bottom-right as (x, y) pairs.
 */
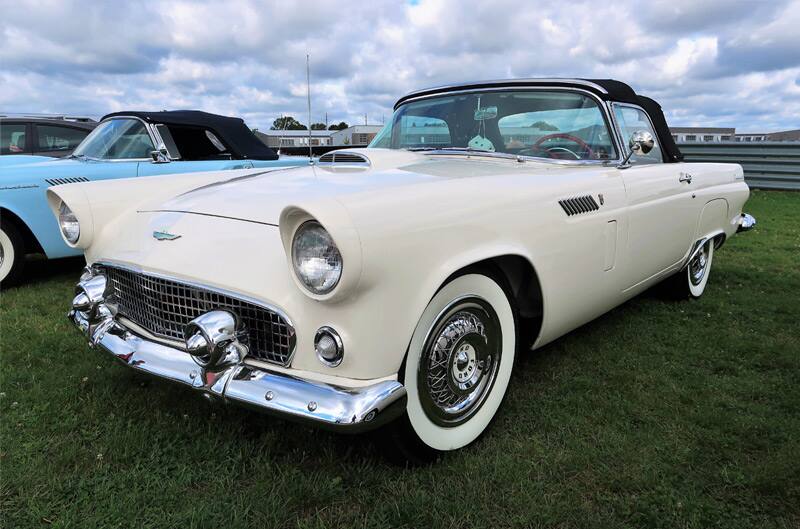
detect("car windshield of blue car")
(369, 90), (618, 161)
(72, 118), (155, 160)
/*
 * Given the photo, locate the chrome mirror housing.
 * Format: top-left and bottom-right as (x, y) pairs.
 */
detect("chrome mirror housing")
(629, 130), (655, 155)
(618, 130), (655, 168)
(150, 143), (170, 163)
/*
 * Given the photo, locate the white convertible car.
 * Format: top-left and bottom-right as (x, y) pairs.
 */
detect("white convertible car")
(50, 79), (755, 462)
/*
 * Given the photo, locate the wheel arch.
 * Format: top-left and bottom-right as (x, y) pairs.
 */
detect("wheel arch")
(439, 254), (544, 346)
(0, 206), (44, 255)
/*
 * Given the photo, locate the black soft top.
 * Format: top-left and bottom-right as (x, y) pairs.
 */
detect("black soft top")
(101, 110), (278, 160)
(394, 78), (683, 163)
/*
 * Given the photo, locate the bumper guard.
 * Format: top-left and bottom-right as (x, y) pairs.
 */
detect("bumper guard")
(69, 287), (406, 433)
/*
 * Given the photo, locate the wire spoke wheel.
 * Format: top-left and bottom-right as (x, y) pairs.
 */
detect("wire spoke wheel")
(689, 241), (711, 286)
(418, 297), (502, 427)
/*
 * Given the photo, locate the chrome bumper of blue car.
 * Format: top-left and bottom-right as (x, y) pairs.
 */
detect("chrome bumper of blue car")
(69, 307), (406, 433)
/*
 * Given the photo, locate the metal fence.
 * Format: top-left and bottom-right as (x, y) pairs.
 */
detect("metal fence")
(679, 142), (800, 190)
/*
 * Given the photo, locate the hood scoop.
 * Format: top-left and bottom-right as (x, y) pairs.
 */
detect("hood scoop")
(318, 151), (370, 167)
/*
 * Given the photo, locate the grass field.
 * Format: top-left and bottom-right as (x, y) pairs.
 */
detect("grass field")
(1, 190), (798, 528)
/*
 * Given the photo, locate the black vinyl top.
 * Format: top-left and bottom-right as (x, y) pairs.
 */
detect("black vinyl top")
(394, 78), (683, 163)
(101, 110), (278, 160)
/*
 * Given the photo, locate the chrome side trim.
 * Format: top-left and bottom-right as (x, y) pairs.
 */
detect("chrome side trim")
(93, 260), (297, 366)
(70, 309), (406, 433)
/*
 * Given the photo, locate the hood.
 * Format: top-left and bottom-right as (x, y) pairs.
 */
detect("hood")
(0, 154), (59, 168)
(147, 149), (544, 225)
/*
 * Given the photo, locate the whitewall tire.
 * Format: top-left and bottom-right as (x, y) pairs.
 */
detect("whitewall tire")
(687, 240), (714, 298)
(0, 222), (25, 287)
(400, 273), (516, 455)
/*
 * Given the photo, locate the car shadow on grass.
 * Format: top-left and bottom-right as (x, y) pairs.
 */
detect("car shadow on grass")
(7, 255), (86, 289)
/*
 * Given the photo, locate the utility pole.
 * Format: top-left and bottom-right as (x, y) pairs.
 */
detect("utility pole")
(306, 54), (312, 161)
(364, 113), (367, 126)
(325, 112), (328, 129)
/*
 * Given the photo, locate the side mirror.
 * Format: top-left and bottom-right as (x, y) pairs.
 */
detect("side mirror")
(629, 130), (655, 155)
(150, 143), (170, 163)
(618, 130), (655, 168)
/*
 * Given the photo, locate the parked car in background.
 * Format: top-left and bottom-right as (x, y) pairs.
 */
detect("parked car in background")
(0, 116), (96, 158)
(52, 79), (755, 463)
(0, 110), (308, 285)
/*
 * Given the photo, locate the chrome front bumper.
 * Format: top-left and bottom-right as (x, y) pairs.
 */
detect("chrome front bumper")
(69, 309), (406, 433)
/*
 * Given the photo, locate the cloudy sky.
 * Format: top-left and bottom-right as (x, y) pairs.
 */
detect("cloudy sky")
(1, 0), (798, 133)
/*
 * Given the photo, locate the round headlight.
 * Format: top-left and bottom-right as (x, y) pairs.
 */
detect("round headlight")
(291, 221), (342, 295)
(59, 201), (80, 244)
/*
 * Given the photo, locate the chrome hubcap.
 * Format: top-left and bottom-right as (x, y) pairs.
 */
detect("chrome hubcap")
(689, 242), (710, 286)
(418, 297), (502, 427)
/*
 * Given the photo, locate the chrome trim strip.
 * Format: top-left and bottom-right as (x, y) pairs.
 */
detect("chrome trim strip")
(70, 309), (406, 433)
(94, 260), (297, 366)
(395, 86), (623, 164)
(397, 78), (610, 105)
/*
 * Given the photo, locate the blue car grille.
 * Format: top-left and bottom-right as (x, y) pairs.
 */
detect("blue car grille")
(99, 265), (295, 366)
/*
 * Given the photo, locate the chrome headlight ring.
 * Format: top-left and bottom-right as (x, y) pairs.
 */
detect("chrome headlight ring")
(291, 220), (343, 295)
(58, 201), (80, 244)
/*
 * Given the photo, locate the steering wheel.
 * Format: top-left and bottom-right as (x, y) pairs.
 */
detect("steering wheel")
(519, 133), (594, 160)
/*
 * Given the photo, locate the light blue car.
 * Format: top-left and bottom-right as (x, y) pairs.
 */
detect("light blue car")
(0, 110), (308, 285)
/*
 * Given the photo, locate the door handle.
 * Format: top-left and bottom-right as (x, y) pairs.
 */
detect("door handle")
(679, 172), (693, 184)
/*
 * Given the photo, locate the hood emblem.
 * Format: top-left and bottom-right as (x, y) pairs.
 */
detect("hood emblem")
(153, 230), (181, 241)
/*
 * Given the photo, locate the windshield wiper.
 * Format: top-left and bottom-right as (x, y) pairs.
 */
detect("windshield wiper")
(68, 153), (88, 160)
(407, 146), (493, 153)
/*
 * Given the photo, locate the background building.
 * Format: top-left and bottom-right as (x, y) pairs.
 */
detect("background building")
(670, 127), (800, 143)
(330, 125), (383, 147)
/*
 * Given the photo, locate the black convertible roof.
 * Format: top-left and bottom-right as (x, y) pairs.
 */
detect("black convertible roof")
(394, 79), (683, 163)
(100, 110), (278, 160)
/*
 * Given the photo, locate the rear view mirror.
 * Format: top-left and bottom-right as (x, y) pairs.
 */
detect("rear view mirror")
(474, 106), (498, 121)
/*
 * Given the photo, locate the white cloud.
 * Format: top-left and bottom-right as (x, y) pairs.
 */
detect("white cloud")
(0, 0), (798, 131)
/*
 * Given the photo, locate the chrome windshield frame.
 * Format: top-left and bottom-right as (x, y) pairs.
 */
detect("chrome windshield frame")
(384, 86), (624, 165)
(73, 116), (159, 162)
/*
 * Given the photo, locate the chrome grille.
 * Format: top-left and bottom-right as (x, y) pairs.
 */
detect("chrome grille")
(100, 265), (295, 365)
(318, 151), (370, 165)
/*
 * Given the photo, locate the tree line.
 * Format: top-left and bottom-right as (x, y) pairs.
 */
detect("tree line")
(270, 116), (349, 131)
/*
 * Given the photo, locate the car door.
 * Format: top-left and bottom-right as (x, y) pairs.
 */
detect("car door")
(614, 104), (696, 290)
(34, 124), (91, 157)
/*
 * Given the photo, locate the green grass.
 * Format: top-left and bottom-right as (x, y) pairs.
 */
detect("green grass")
(2, 190), (799, 528)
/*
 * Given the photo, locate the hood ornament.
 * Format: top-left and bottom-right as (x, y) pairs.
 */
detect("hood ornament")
(153, 230), (181, 241)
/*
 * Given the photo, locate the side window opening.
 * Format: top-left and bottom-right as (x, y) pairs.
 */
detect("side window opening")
(163, 125), (232, 160)
(155, 124), (181, 159)
(1, 123), (27, 154)
(613, 105), (664, 164)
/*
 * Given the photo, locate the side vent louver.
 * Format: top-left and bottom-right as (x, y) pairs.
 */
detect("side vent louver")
(559, 195), (600, 216)
(46, 177), (90, 186)
(318, 151), (370, 165)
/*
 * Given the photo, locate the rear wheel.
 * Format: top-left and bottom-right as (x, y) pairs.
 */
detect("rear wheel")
(665, 239), (714, 299)
(0, 222), (25, 287)
(384, 273), (517, 464)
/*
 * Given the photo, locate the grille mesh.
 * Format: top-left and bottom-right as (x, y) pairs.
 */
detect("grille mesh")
(318, 151), (369, 164)
(100, 265), (294, 365)
(46, 177), (90, 186)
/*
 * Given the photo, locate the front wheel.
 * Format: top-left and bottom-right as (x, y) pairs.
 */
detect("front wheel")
(385, 273), (517, 464)
(0, 222), (25, 287)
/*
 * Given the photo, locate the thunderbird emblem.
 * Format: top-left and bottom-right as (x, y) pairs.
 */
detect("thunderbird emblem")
(153, 230), (181, 241)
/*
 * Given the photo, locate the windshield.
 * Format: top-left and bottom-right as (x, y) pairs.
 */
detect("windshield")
(73, 118), (155, 159)
(370, 90), (617, 161)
